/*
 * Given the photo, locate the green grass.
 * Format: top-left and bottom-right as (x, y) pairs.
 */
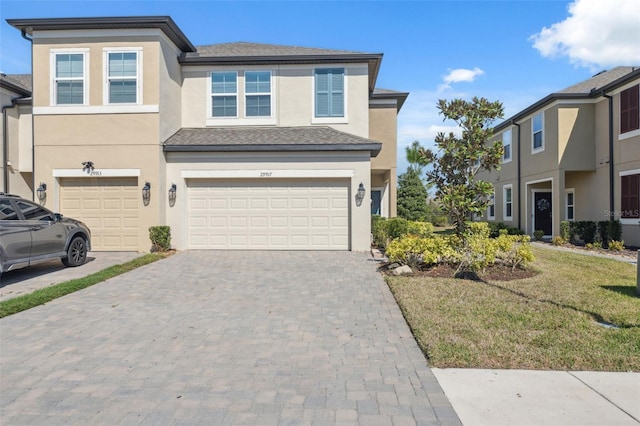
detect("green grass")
(386, 246), (640, 371)
(0, 253), (169, 318)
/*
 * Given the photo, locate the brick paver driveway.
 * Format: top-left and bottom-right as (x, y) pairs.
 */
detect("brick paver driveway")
(0, 251), (460, 425)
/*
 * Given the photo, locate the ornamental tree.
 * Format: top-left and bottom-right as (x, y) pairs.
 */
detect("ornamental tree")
(397, 168), (429, 221)
(420, 97), (504, 237)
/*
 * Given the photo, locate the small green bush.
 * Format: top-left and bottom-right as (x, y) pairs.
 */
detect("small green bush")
(486, 221), (525, 238)
(560, 220), (571, 241)
(149, 226), (171, 252)
(586, 241), (602, 250)
(572, 221), (597, 244)
(608, 240), (624, 251)
(407, 221), (435, 238)
(495, 234), (534, 270)
(552, 236), (567, 246)
(372, 215), (388, 247)
(386, 235), (460, 267)
(608, 220), (622, 242)
(385, 217), (410, 241)
(533, 230), (544, 241)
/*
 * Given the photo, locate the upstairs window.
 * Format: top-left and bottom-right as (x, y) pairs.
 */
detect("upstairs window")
(54, 52), (85, 105)
(245, 71), (271, 117)
(487, 190), (495, 220)
(211, 72), (237, 117)
(620, 85), (639, 134)
(503, 129), (512, 163)
(532, 112), (544, 152)
(315, 68), (344, 117)
(107, 52), (139, 104)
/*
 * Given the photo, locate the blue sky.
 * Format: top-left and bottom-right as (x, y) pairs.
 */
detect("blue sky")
(1, 0), (639, 174)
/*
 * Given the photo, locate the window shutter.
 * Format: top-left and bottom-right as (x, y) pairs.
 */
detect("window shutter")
(330, 68), (344, 116)
(621, 174), (640, 218)
(621, 85), (639, 134)
(315, 69), (329, 116)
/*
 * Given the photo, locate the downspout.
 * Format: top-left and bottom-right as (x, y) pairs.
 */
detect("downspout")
(20, 29), (35, 201)
(513, 120), (522, 230)
(602, 93), (614, 221)
(2, 100), (19, 193)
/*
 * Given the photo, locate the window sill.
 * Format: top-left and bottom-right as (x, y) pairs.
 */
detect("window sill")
(205, 117), (276, 127)
(34, 105), (158, 115)
(619, 128), (640, 141)
(311, 116), (348, 125)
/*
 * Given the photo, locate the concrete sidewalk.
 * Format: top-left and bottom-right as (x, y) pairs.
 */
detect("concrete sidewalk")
(433, 368), (640, 426)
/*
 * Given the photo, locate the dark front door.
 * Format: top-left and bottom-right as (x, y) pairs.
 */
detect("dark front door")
(371, 190), (382, 215)
(534, 192), (553, 236)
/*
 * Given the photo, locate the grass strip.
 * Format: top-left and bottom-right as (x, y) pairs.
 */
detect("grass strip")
(0, 253), (169, 318)
(386, 246), (640, 371)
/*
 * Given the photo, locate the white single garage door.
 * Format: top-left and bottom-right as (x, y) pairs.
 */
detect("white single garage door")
(60, 177), (139, 251)
(187, 179), (349, 250)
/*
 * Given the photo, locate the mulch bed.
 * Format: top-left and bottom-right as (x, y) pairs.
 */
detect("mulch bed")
(379, 262), (538, 281)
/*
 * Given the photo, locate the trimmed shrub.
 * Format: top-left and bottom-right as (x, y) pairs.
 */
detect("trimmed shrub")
(495, 234), (534, 270)
(552, 236), (567, 246)
(608, 240), (624, 251)
(608, 220), (622, 242)
(572, 221), (597, 244)
(407, 221), (435, 238)
(597, 221), (610, 247)
(533, 230), (544, 241)
(560, 220), (571, 242)
(385, 217), (410, 241)
(486, 221), (525, 238)
(372, 215), (388, 248)
(149, 226), (171, 252)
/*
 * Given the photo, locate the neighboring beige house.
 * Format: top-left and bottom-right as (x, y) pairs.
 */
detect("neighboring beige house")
(478, 67), (640, 246)
(4, 16), (407, 252)
(1, 74), (33, 198)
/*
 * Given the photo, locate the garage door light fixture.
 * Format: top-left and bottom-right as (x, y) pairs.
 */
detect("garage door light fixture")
(36, 182), (47, 204)
(356, 182), (366, 206)
(169, 183), (177, 207)
(142, 182), (151, 206)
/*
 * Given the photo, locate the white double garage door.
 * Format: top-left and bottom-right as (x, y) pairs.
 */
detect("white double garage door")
(187, 179), (349, 250)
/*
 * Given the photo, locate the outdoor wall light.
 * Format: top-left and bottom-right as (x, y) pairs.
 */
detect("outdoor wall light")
(82, 161), (94, 174)
(36, 182), (47, 204)
(355, 182), (366, 206)
(142, 182), (151, 206)
(168, 183), (177, 207)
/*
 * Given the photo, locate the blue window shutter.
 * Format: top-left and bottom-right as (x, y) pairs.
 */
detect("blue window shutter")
(315, 69), (329, 116)
(315, 68), (344, 117)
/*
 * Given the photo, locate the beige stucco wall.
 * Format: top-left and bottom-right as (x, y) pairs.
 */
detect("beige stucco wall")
(165, 151), (372, 251)
(181, 64), (370, 137)
(31, 33), (163, 108)
(558, 105), (596, 171)
(1, 89), (33, 198)
(369, 105), (398, 217)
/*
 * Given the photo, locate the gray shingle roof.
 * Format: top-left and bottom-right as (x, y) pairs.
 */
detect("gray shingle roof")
(558, 66), (639, 94)
(0, 74), (31, 95)
(196, 42), (367, 57)
(163, 126), (381, 156)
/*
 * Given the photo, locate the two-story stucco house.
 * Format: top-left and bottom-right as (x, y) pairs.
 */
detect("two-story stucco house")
(478, 67), (640, 246)
(2, 16), (407, 252)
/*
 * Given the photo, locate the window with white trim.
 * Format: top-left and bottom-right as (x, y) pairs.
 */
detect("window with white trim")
(245, 71), (271, 117)
(621, 173), (639, 219)
(565, 189), (575, 221)
(487, 190), (495, 220)
(107, 51), (139, 104)
(53, 52), (86, 105)
(503, 185), (513, 221)
(532, 112), (544, 152)
(503, 129), (512, 163)
(620, 85), (639, 134)
(211, 72), (238, 117)
(315, 68), (344, 117)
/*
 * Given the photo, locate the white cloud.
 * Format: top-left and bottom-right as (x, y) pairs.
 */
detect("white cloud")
(439, 67), (485, 91)
(530, 0), (640, 69)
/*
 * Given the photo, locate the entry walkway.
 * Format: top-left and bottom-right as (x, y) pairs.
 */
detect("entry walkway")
(0, 251), (460, 425)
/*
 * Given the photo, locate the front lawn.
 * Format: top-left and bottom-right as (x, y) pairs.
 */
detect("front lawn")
(386, 246), (640, 371)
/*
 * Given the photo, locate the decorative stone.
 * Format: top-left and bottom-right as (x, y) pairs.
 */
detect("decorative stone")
(392, 265), (413, 275)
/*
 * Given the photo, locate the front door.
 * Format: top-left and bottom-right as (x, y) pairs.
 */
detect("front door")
(371, 190), (382, 216)
(534, 192), (553, 236)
